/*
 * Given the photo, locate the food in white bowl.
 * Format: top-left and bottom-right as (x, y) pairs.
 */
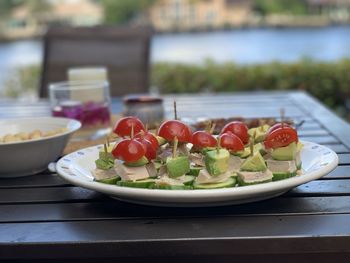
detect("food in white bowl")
(0, 128), (69, 143)
(0, 117), (81, 177)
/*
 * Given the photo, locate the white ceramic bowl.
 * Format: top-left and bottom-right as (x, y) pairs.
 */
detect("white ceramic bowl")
(0, 117), (81, 177)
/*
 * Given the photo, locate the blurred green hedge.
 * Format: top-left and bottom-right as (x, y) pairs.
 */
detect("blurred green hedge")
(3, 64), (41, 98)
(152, 59), (350, 118)
(2, 59), (349, 119)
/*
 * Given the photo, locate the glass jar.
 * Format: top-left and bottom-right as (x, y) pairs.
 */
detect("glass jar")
(123, 95), (164, 129)
(49, 80), (111, 140)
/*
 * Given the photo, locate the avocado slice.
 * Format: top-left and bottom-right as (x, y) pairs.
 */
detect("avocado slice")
(188, 166), (203, 176)
(271, 142), (297, 161)
(124, 156), (149, 167)
(297, 142), (303, 152)
(95, 158), (114, 170)
(248, 124), (270, 143)
(234, 143), (265, 158)
(205, 149), (230, 176)
(99, 151), (113, 160)
(234, 147), (250, 158)
(96, 145), (115, 170)
(98, 144), (115, 158)
(156, 135), (167, 146)
(182, 175), (196, 185)
(240, 151), (267, 172)
(295, 151), (302, 170)
(201, 147), (216, 154)
(166, 156), (190, 178)
(153, 161), (162, 171)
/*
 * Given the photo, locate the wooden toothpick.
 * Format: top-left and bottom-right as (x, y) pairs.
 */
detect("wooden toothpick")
(173, 100), (178, 120)
(131, 124), (134, 139)
(173, 136), (178, 158)
(250, 130), (256, 157)
(280, 108), (285, 128)
(216, 137), (221, 154)
(210, 123), (216, 135)
(103, 143), (108, 154)
(205, 120), (212, 133)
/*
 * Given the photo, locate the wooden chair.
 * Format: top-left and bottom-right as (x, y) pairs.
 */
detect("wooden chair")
(39, 25), (152, 98)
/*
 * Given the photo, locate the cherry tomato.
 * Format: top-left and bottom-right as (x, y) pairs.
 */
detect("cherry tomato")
(113, 116), (145, 137)
(136, 138), (157, 161)
(219, 132), (244, 152)
(191, 131), (217, 148)
(221, 121), (249, 144)
(264, 127), (298, 149)
(112, 139), (145, 162)
(157, 120), (192, 143)
(268, 123), (291, 135)
(135, 131), (159, 150)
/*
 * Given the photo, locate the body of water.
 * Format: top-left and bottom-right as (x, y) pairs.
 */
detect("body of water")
(1, 26), (350, 90)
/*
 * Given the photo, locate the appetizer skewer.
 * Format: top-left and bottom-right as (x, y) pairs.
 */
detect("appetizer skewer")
(91, 112), (303, 190)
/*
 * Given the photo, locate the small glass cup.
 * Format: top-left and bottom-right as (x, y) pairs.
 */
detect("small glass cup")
(123, 95), (164, 129)
(49, 80), (111, 140)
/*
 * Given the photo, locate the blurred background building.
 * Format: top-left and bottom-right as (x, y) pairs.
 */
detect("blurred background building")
(0, 0), (102, 40)
(2, 0), (350, 39)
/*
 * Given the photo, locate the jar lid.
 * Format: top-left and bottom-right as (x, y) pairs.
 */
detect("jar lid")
(123, 95), (163, 104)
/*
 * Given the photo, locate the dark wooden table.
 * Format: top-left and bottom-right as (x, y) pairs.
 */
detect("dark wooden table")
(1, 91), (350, 263)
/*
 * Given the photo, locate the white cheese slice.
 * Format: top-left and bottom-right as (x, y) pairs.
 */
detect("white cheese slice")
(158, 164), (167, 176)
(158, 144), (189, 162)
(156, 176), (184, 186)
(92, 168), (117, 181)
(228, 155), (243, 173)
(266, 159), (297, 173)
(145, 162), (157, 177)
(157, 147), (173, 162)
(195, 169), (231, 184)
(238, 170), (273, 184)
(178, 143), (190, 156)
(189, 153), (205, 167)
(115, 162), (150, 181)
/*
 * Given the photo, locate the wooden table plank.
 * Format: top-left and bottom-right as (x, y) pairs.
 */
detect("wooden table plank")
(324, 166), (350, 179)
(297, 121), (322, 130)
(322, 144), (350, 154)
(288, 179), (350, 196)
(290, 92), (350, 148)
(299, 135), (339, 144)
(1, 214), (350, 260)
(1, 196), (350, 223)
(297, 129), (329, 136)
(0, 186), (105, 204)
(0, 173), (68, 189)
(338, 154), (350, 165)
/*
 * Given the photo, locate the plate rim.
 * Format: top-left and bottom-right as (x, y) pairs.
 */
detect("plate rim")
(56, 140), (338, 202)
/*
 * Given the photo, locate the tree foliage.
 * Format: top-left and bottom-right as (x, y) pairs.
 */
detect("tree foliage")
(253, 0), (308, 15)
(152, 59), (350, 119)
(102, 0), (156, 24)
(0, 0), (22, 18)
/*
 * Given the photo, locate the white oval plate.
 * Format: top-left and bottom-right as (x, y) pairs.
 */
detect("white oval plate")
(56, 141), (338, 207)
